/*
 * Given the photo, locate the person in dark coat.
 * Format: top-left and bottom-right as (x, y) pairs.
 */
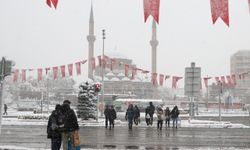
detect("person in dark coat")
(108, 105), (117, 129)
(3, 104), (8, 115)
(165, 107), (171, 127)
(104, 105), (110, 128)
(145, 107), (151, 126)
(148, 102), (155, 125)
(125, 104), (134, 130)
(170, 105), (180, 128)
(47, 104), (63, 150)
(61, 100), (79, 150)
(134, 105), (140, 125)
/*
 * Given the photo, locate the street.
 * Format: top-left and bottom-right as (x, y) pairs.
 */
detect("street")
(1, 124), (250, 149)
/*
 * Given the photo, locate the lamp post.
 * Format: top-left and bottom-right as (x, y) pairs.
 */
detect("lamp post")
(101, 29), (105, 116)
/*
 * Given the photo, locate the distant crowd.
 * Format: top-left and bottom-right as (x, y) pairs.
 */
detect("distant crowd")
(104, 102), (180, 130)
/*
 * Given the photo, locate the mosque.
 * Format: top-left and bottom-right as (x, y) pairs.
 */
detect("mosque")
(86, 5), (163, 105)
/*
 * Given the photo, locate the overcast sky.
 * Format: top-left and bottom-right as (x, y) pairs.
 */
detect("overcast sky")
(0, 0), (250, 84)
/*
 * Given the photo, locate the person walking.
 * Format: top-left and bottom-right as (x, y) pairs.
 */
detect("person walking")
(133, 105), (140, 125)
(170, 105), (180, 128)
(145, 107), (151, 126)
(165, 107), (171, 127)
(61, 100), (79, 150)
(125, 104), (135, 130)
(157, 106), (164, 130)
(108, 105), (117, 130)
(47, 104), (64, 150)
(3, 104), (8, 115)
(104, 105), (110, 129)
(147, 102), (155, 125)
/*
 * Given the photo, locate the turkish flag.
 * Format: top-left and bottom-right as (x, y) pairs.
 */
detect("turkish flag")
(221, 76), (226, 85)
(91, 57), (96, 70)
(210, 0), (229, 26)
(226, 75), (232, 87)
(53, 67), (58, 80)
(21, 69), (26, 82)
(231, 74), (236, 85)
(46, 0), (58, 9)
(68, 64), (73, 76)
(13, 69), (19, 82)
(75, 62), (81, 75)
(132, 67), (137, 80)
(172, 76), (182, 89)
(37, 68), (43, 81)
(144, 0), (160, 24)
(159, 74), (164, 86)
(98, 56), (102, 67)
(110, 58), (116, 71)
(60, 65), (66, 78)
(249, 0), (250, 13)
(125, 64), (129, 77)
(103, 55), (109, 68)
(203, 77), (212, 88)
(152, 73), (158, 86)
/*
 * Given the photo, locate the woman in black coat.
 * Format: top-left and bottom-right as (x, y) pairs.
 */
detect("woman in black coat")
(170, 105), (179, 128)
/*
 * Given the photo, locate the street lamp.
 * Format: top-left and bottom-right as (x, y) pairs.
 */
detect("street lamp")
(101, 29), (105, 116)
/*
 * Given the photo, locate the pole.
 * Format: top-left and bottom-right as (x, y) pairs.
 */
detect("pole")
(96, 93), (99, 122)
(206, 84), (209, 111)
(218, 81), (222, 122)
(0, 57), (5, 134)
(47, 78), (49, 114)
(101, 29), (105, 117)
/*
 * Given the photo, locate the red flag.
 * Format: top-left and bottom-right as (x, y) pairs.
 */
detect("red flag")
(210, 0), (229, 26)
(159, 74), (164, 86)
(13, 69), (19, 82)
(132, 67), (137, 80)
(110, 58), (116, 71)
(203, 77), (212, 88)
(91, 57), (96, 70)
(144, 0), (160, 24)
(226, 75), (232, 86)
(37, 68), (43, 81)
(45, 67), (50, 75)
(53, 67), (58, 80)
(152, 73), (158, 86)
(125, 64), (129, 77)
(249, 0), (250, 13)
(21, 69), (26, 82)
(231, 74), (236, 85)
(142, 70), (150, 74)
(221, 76), (226, 85)
(68, 64), (73, 76)
(103, 55), (109, 68)
(75, 62), (81, 75)
(172, 76), (182, 89)
(98, 56), (102, 67)
(215, 77), (220, 83)
(46, 0), (58, 9)
(60, 65), (66, 78)
(165, 75), (170, 80)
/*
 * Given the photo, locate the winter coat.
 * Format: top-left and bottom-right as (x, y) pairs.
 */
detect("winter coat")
(62, 104), (79, 132)
(47, 110), (64, 139)
(134, 107), (140, 118)
(109, 108), (117, 120)
(125, 108), (134, 121)
(148, 104), (155, 115)
(170, 107), (180, 119)
(165, 109), (171, 119)
(104, 108), (110, 117)
(157, 108), (164, 121)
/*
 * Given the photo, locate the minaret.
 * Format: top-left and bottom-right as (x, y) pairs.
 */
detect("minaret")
(150, 20), (158, 74)
(87, 3), (96, 80)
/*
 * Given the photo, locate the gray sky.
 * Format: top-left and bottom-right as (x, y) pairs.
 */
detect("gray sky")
(0, 0), (250, 85)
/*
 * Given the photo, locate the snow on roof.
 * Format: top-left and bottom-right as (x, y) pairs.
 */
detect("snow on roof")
(121, 77), (130, 81)
(117, 73), (125, 77)
(106, 72), (115, 77)
(110, 77), (120, 81)
(105, 51), (129, 59)
(104, 76), (109, 81)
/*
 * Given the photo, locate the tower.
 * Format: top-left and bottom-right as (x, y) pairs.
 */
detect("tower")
(150, 20), (158, 74)
(87, 4), (96, 80)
